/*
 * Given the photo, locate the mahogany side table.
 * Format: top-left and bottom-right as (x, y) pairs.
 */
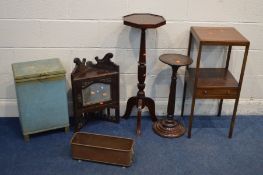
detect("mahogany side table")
(153, 54), (192, 138)
(181, 27), (250, 138)
(123, 13), (166, 135)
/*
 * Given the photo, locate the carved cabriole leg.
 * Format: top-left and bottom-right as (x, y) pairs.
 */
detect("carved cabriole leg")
(144, 97), (157, 121)
(123, 96), (157, 122)
(123, 97), (137, 118)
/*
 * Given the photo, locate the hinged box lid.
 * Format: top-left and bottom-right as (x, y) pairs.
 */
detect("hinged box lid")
(12, 58), (66, 82)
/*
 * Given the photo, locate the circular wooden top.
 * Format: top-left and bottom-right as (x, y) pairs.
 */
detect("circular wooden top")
(159, 54), (193, 66)
(123, 13), (166, 29)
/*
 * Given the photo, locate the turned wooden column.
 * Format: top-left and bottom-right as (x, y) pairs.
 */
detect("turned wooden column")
(137, 28), (146, 98)
(123, 13), (166, 135)
(153, 54), (192, 138)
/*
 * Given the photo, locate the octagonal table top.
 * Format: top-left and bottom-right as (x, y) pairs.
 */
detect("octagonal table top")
(123, 13), (166, 29)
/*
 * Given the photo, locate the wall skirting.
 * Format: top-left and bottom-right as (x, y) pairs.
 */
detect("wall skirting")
(1, 99), (262, 117)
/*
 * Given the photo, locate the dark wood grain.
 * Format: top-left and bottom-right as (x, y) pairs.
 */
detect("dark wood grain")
(123, 13), (166, 29)
(71, 53), (120, 132)
(153, 54), (192, 138)
(123, 13), (165, 135)
(187, 68), (238, 88)
(160, 54), (193, 66)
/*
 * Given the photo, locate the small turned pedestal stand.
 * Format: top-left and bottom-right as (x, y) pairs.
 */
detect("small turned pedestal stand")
(153, 54), (192, 138)
(123, 13), (166, 135)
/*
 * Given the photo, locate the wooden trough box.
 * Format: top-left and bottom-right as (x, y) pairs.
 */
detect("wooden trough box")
(71, 132), (134, 166)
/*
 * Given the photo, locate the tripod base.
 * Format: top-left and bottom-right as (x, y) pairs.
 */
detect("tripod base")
(153, 119), (186, 138)
(123, 96), (157, 121)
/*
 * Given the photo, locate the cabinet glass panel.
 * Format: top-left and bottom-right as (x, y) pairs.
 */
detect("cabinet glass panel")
(82, 83), (111, 106)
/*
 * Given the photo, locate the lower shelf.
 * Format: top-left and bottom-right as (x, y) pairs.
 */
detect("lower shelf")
(186, 68), (239, 99)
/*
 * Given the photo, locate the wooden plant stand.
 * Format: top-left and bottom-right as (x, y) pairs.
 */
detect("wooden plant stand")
(123, 13), (166, 135)
(153, 54), (192, 138)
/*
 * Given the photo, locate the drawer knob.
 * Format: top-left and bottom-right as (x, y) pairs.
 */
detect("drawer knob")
(203, 90), (208, 94)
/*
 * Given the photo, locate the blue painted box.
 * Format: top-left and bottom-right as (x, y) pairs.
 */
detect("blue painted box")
(12, 58), (69, 141)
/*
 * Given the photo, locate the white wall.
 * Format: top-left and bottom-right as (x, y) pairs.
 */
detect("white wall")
(0, 0), (263, 117)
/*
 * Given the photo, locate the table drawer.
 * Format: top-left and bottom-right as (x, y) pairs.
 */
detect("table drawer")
(196, 88), (238, 98)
